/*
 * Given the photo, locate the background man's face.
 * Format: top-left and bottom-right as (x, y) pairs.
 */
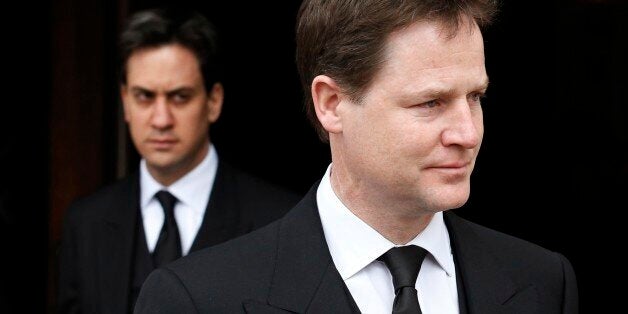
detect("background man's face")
(121, 44), (217, 179)
(339, 19), (487, 214)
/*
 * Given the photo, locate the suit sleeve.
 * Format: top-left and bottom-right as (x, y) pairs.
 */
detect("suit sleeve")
(134, 268), (199, 314)
(557, 253), (578, 314)
(57, 206), (80, 314)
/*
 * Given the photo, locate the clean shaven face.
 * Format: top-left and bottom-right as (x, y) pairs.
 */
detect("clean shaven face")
(121, 44), (221, 183)
(339, 18), (488, 214)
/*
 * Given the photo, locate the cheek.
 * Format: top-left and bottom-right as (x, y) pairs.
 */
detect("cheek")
(393, 119), (437, 157)
(474, 114), (485, 149)
(474, 107), (484, 132)
(176, 111), (210, 138)
(127, 114), (147, 136)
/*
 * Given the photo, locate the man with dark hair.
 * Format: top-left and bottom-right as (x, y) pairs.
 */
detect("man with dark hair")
(136, 1), (578, 313)
(57, 8), (299, 314)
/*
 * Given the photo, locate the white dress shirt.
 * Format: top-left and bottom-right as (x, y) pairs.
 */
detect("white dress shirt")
(140, 144), (218, 256)
(317, 165), (459, 314)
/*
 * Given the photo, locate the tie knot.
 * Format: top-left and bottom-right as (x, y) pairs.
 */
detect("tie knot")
(378, 245), (428, 291)
(155, 190), (178, 217)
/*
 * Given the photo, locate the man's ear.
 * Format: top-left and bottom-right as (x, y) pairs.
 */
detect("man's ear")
(207, 82), (224, 123)
(312, 75), (344, 134)
(120, 85), (131, 122)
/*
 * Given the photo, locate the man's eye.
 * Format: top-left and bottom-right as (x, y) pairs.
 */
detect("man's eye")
(409, 100), (441, 117)
(134, 91), (153, 102)
(420, 100), (439, 108)
(470, 92), (486, 103)
(172, 93), (190, 104)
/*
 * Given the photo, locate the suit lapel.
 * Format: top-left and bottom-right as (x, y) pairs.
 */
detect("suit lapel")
(266, 184), (360, 314)
(98, 174), (140, 313)
(253, 186), (540, 313)
(445, 212), (538, 314)
(190, 161), (240, 252)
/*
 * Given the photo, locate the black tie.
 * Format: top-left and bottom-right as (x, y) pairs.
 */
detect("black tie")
(378, 245), (428, 314)
(152, 191), (181, 268)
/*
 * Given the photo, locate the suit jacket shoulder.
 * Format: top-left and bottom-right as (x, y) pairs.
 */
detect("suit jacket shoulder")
(58, 175), (140, 314)
(217, 162), (300, 229)
(445, 213), (579, 314)
(63, 175), (138, 225)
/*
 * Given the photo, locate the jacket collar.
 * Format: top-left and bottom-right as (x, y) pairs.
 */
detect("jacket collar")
(267, 182), (360, 313)
(445, 212), (538, 314)
(189, 161), (242, 251)
(99, 173), (140, 313)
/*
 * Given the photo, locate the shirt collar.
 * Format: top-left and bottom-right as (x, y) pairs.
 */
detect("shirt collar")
(317, 164), (455, 280)
(140, 144), (218, 214)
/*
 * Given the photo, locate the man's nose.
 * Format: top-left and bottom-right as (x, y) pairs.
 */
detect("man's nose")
(150, 98), (174, 129)
(441, 100), (482, 149)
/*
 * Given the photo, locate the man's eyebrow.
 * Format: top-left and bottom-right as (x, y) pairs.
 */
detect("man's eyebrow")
(400, 86), (455, 102)
(400, 79), (490, 102)
(130, 86), (152, 93)
(477, 78), (490, 91)
(129, 86), (158, 96)
(128, 86), (195, 95)
(462, 77), (490, 93)
(165, 87), (195, 97)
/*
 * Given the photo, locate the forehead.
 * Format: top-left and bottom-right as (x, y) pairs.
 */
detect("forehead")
(391, 18), (484, 60)
(125, 44), (202, 87)
(369, 19), (487, 96)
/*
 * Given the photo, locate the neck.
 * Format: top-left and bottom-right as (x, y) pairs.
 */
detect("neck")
(329, 160), (434, 245)
(147, 142), (209, 187)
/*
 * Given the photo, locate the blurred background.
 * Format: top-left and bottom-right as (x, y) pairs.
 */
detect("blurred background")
(1, 0), (626, 312)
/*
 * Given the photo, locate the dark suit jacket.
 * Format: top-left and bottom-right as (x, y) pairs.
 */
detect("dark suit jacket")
(135, 183), (578, 314)
(58, 161), (300, 314)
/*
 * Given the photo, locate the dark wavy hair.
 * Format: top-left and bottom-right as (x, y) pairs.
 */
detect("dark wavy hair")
(118, 8), (222, 91)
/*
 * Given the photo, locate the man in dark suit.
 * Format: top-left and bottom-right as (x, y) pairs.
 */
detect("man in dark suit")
(136, 1), (578, 313)
(57, 8), (299, 314)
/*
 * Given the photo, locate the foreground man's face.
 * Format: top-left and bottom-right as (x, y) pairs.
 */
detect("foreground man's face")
(340, 18), (488, 214)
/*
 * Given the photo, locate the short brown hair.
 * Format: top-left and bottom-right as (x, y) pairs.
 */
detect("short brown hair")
(296, 0), (498, 141)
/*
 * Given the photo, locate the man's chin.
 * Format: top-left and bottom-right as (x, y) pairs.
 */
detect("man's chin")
(145, 156), (180, 173)
(421, 187), (470, 211)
